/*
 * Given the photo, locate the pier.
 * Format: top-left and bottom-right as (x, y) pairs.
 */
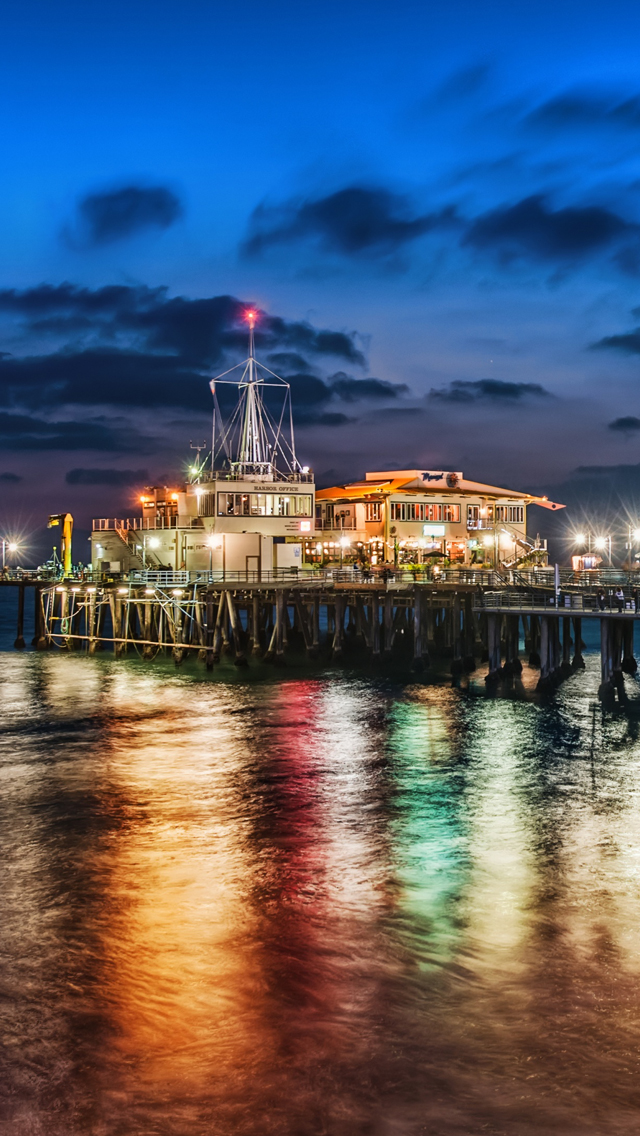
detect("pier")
(4, 568), (640, 709)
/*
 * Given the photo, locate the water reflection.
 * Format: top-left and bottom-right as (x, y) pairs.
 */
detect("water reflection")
(4, 654), (640, 1132)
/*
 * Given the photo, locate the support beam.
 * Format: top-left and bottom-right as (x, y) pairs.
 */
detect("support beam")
(14, 582), (26, 649)
(486, 613), (501, 682)
(226, 591), (248, 666)
(571, 617), (585, 670)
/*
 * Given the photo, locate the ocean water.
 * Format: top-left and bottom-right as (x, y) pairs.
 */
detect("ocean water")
(3, 589), (640, 1134)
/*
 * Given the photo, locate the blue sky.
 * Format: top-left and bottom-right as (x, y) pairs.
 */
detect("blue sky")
(4, 0), (640, 546)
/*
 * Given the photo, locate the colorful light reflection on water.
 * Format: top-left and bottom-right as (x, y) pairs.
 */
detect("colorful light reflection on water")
(3, 652), (640, 1134)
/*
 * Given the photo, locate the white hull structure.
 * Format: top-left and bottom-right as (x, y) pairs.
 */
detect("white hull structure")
(91, 312), (315, 577)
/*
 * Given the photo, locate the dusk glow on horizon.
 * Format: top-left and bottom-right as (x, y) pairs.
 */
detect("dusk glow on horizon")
(2, 0), (640, 552)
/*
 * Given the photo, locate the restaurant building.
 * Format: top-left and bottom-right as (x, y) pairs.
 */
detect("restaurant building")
(312, 469), (563, 569)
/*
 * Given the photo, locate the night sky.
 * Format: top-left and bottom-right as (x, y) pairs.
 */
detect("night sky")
(4, 0), (640, 558)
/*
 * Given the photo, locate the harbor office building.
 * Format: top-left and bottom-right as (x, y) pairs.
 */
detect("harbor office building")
(313, 470), (563, 568)
(92, 309), (320, 576)
(91, 475), (315, 576)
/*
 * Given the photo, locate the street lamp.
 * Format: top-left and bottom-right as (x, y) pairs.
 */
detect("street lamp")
(1, 538), (19, 569)
(339, 536), (350, 567)
(593, 535), (612, 565)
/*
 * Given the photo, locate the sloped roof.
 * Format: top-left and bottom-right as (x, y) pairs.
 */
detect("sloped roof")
(316, 470), (565, 510)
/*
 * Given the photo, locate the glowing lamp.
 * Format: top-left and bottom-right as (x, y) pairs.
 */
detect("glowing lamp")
(148, 538), (160, 549)
(340, 536), (350, 547)
(7, 542), (18, 552)
(574, 533), (586, 544)
(172, 589), (184, 597)
(633, 529), (640, 543)
(171, 493), (179, 501)
(300, 521), (311, 532)
(594, 537), (607, 551)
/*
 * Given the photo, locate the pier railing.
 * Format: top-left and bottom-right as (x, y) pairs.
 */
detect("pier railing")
(475, 589), (639, 614)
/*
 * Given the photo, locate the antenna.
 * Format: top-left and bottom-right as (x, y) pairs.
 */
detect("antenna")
(207, 308), (305, 480)
(189, 440), (208, 483)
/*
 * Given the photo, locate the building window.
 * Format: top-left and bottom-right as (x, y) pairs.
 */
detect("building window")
(198, 492), (216, 517)
(217, 492), (313, 517)
(495, 505), (524, 524)
(365, 501), (381, 522)
(390, 500), (457, 522)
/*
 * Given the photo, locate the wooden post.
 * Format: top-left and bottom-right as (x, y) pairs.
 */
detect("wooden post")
(14, 582), (26, 649)
(226, 591), (247, 666)
(622, 620), (637, 674)
(293, 595), (314, 655)
(413, 588), (423, 670)
(599, 618), (616, 708)
(312, 595), (320, 652)
(212, 592), (226, 662)
(451, 595), (463, 675)
(275, 588), (285, 664)
(529, 614), (541, 667)
(561, 616), (572, 675)
(88, 591), (98, 655)
(205, 590), (215, 668)
(539, 616), (551, 683)
(486, 613), (501, 677)
(383, 593), (393, 655)
(371, 593), (381, 657)
(571, 616), (585, 670)
(332, 593), (344, 658)
(251, 595), (261, 655)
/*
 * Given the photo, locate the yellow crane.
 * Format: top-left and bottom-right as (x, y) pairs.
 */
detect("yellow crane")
(47, 513), (73, 576)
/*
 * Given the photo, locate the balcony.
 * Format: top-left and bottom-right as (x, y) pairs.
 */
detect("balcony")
(319, 518), (358, 531)
(93, 517), (203, 532)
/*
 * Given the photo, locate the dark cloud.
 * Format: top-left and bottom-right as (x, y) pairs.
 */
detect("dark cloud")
(243, 186), (458, 257)
(0, 349), (213, 413)
(296, 410), (355, 428)
(65, 467), (149, 486)
(464, 195), (634, 262)
(0, 285), (365, 369)
(328, 371), (409, 402)
(526, 88), (640, 131)
(429, 378), (551, 402)
(0, 471), (22, 482)
(608, 416), (640, 434)
(65, 185), (183, 247)
(0, 411), (149, 451)
(592, 327), (640, 354)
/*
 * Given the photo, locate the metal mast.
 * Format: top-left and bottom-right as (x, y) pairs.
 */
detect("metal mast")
(237, 311), (268, 470)
(209, 308), (307, 480)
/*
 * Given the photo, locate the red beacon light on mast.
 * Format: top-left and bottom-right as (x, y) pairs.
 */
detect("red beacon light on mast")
(244, 308), (257, 328)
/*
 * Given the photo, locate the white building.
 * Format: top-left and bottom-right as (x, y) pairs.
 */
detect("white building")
(314, 469), (564, 569)
(91, 312), (315, 577)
